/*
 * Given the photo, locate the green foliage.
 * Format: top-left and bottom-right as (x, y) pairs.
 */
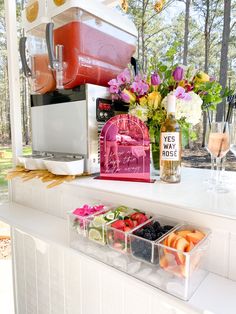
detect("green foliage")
(194, 81), (223, 110)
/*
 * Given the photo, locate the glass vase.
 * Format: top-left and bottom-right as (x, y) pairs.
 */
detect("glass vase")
(151, 132), (160, 176)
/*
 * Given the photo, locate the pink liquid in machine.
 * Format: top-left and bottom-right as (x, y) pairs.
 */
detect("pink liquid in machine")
(53, 21), (136, 88)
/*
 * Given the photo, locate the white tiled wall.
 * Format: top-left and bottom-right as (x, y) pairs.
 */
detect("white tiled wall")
(12, 228), (199, 314)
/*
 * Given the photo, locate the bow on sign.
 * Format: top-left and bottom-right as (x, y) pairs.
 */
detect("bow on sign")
(154, 0), (165, 12)
(120, 0), (128, 12)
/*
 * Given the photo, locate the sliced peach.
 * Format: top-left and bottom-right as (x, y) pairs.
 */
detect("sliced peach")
(180, 265), (187, 278)
(170, 235), (182, 248)
(186, 230), (205, 245)
(163, 236), (170, 254)
(160, 256), (169, 269)
(176, 230), (192, 238)
(167, 232), (177, 247)
(185, 241), (194, 252)
(175, 237), (189, 265)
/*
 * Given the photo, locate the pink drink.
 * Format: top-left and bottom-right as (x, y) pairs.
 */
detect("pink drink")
(31, 54), (56, 93)
(53, 21), (136, 88)
(208, 133), (230, 158)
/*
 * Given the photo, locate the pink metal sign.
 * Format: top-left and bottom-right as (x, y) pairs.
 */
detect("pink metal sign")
(98, 114), (152, 183)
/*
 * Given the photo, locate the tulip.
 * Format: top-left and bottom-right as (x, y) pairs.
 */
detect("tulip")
(139, 96), (148, 107)
(151, 72), (161, 86)
(194, 71), (210, 84)
(147, 91), (162, 109)
(173, 66), (184, 81)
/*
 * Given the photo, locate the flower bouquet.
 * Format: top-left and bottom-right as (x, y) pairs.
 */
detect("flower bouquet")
(108, 64), (223, 171)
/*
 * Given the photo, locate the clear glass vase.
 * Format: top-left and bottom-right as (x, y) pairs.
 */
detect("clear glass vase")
(151, 138), (160, 176)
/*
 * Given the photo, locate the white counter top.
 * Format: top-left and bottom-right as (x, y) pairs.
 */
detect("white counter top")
(67, 168), (236, 220)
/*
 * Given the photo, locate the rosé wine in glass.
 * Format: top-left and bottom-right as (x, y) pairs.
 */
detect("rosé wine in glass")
(208, 133), (230, 158)
(205, 122), (230, 193)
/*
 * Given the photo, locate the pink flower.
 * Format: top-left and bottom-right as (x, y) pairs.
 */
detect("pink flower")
(117, 68), (131, 85)
(73, 204), (104, 217)
(131, 80), (149, 96)
(173, 66), (184, 81)
(109, 84), (119, 94)
(174, 86), (192, 101)
(108, 79), (120, 94)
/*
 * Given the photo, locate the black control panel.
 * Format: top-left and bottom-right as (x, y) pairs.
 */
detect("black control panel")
(96, 98), (114, 122)
(96, 98), (129, 122)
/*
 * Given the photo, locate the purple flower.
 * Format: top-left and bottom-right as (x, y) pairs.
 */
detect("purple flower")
(173, 66), (184, 81)
(131, 80), (149, 96)
(174, 86), (192, 101)
(210, 76), (216, 82)
(151, 72), (161, 86)
(117, 68), (131, 85)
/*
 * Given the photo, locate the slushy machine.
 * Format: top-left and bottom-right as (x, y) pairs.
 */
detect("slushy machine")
(19, 0), (137, 175)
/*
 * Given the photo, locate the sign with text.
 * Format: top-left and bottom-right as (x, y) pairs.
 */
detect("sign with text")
(98, 114), (152, 183)
(161, 132), (180, 161)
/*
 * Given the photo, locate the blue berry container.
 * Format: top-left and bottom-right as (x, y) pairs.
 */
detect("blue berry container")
(129, 217), (180, 264)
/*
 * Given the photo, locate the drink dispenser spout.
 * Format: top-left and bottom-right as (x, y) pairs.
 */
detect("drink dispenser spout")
(46, 22), (64, 90)
(19, 37), (32, 78)
(55, 45), (64, 89)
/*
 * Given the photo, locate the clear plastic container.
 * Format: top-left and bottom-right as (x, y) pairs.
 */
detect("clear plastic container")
(86, 206), (133, 245)
(20, 1), (56, 94)
(47, 0), (137, 88)
(68, 205), (108, 241)
(106, 211), (152, 253)
(157, 224), (211, 300)
(130, 217), (180, 265)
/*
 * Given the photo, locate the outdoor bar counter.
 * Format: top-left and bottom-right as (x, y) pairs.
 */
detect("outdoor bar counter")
(1, 167), (236, 314)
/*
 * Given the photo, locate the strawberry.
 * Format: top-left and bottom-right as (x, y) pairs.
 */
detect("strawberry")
(125, 218), (134, 228)
(111, 220), (126, 230)
(113, 230), (125, 241)
(124, 226), (131, 232)
(137, 214), (148, 225)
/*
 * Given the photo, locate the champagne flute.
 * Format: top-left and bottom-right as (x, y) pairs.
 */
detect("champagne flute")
(230, 122), (236, 157)
(204, 122), (216, 187)
(205, 122), (230, 192)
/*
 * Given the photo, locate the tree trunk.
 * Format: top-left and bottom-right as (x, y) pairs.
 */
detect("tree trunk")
(183, 0), (191, 65)
(204, 0), (210, 73)
(141, 1), (145, 71)
(216, 0), (231, 122)
(202, 0), (210, 147)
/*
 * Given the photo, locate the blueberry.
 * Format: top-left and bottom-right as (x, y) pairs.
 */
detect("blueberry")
(164, 225), (174, 231)
(153, 221), (161, 231)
